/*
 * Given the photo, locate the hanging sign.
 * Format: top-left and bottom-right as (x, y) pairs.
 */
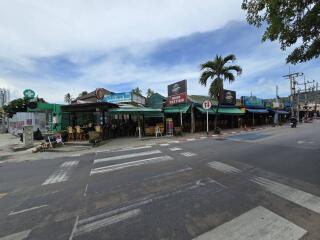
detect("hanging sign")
(23, 89), (35, 99)
(167, 80), (187, 106)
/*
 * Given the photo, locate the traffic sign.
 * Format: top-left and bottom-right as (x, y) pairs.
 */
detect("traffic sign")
(202, 100), (212, 110)
(23, 89), (35, 99)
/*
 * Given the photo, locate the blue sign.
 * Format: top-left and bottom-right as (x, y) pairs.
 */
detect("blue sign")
(242, 96), (265, 108)
(103, 92), (132, 103)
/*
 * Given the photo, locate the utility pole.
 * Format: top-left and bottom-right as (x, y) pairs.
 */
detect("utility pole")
(283, 72), (303, 117)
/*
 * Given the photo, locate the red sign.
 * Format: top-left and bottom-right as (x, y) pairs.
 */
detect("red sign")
(167, 93), (187, 105)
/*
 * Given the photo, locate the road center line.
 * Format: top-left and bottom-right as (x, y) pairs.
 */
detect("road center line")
(93, 150), (161, 164)
(8, 204), (48, 216)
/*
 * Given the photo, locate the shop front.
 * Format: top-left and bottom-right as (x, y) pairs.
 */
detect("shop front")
(241, 96), (269, 127)
(108, 107), (164, 137)
(61, 102), (118, 140)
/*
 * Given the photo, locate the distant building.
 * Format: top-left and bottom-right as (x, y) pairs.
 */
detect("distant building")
(0, 88), (10, 107)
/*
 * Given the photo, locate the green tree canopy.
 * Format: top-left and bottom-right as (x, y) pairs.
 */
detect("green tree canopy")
(2, 98), (30, 118)
(242, 0), (320, 64)
(132, 87), (142, 96)
(199, 54), (242, 131)
(146, 88), (155, 98)
(64, 93), (73, 104)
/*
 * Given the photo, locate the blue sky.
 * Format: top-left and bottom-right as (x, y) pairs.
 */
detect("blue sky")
(0, 0), (319, 103)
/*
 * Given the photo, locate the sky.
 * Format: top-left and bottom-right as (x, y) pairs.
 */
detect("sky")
(0, 0), (319, 103)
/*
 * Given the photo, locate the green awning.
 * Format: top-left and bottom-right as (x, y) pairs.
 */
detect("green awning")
(109, 107), (163, 117)
(164, 104), (191, 114)
(196, 106), (244, 115)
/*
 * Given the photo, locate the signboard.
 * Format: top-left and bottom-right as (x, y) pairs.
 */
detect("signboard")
(202, 100), (212, 110)
(221, 90), (236, 105)
(167, 93), (187, 105)
(241, 96), (264, 109)
(167, 80), (187, 106)
(168, 80), (187, 96)
(95, 88), (105, 100)
(23, 89), (35, 99)
(132, 93), (146, 105)
(103, 92), (132, 103)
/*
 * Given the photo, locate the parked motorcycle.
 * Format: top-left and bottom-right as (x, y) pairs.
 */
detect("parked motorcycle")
(290, 117), (297, 128)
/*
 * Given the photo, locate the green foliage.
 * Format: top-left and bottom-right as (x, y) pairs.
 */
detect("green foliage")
(199, 54), (242, 131)
(78, 91), (88, 98)
(2, 98), (30, 117)
(146, 88), (155, 98)
(132, 87), (142, 96)
(199, 54), (242, 100)
(242, 0), (320, 64)
(64, 93), (73, 104)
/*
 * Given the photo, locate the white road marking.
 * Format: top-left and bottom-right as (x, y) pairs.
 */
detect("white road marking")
(208, 161), (241, 174)
(170, 140), (180, 143)
(95, 145), (152, 154)
(251, 177), (320, 214)
(69, 216), (79, 240)
(180, 152), (197, 157)
(212, 134), (218, 137)
(83, 184), (88, 197)
(231, 131), (237, 134)
(200, 136), (207, 139)
(93, 150), (161, 164)
(0, 193), (7, 199)
(42, 160), (79, 185)
(169, 147), (182, 151)
(8, 204), (48, 216)
(193, 206), (307, 240)
(186, 138), (196, 141)
(74, 209), (141, 237)
(71, 153), (82, 157)
(0, 230), (31, 240)
(145, 167), (192, 180)
(160, 143), (169, 146)
(91, 155), (173, 175)
(79, 178), (219, 231)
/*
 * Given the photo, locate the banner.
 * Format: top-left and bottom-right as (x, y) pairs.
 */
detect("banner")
(167, 80), (187, 106)
(241, 96), (264, 108)
(221, 90), (236, 105)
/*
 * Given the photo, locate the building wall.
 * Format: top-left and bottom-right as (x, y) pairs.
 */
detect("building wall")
(0, 88), (10, 107)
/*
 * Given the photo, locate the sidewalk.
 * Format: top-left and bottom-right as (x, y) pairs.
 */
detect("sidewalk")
(0, 124), (277, 163)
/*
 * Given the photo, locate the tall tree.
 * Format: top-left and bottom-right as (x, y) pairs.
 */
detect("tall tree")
(2, 98), (29, 118)
(199, 54), (242, 133)
(132, 87), (142, 96)
(242, 0), (320, 64)
(146, 88), (155, 98)
(64, 93), (72, 104)
(78, 91), (88, 98)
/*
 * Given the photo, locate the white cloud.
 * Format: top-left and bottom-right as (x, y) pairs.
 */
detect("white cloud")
(0, 0), (244, 60)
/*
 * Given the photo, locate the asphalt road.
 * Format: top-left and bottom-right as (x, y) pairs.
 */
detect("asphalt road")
(1, 120), (320, 240)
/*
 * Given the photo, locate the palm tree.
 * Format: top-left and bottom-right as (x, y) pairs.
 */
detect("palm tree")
(199, 54), (242, 133)
(146, 88), (155, 98)
(64, 93), (72, 104)
(132, 87), (142, 96)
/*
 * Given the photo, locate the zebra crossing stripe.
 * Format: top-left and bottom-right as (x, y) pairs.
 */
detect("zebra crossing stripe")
(180, 152), (197, 157)
(93, 150), (161, 164)
(42, 161), (79, 185)
(251, 177), (320, 214)
(90, 155), (173, 175)
(193, 206), (306, 240)
(169, 147), (182, 151)
(0, 230), (31, 240)
(208, 161), (241, 174)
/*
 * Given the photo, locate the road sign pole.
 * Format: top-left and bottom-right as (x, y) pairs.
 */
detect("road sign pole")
(206, 110), (209, 135)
